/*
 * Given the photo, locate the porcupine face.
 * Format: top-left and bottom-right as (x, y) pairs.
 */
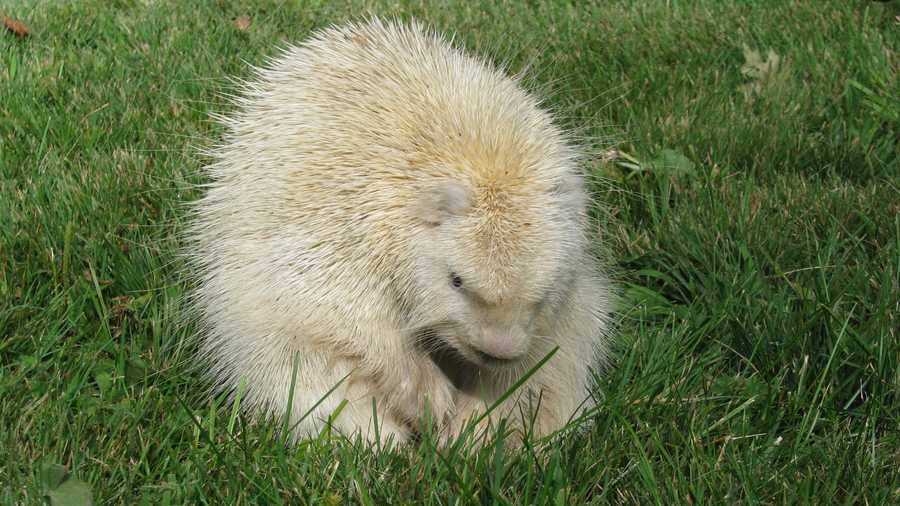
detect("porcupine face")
(411, 172), (587, 370)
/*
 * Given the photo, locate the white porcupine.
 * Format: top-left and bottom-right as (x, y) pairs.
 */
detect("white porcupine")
(187, 18), (614, 445)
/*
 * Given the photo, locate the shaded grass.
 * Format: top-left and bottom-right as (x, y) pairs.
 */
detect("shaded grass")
(1, 0), (898, 503)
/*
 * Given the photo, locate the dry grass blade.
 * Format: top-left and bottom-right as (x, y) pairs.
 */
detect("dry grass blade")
(233, 15), (250, 31)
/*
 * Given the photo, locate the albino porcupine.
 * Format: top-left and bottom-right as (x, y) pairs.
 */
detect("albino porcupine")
(187, 18), (614, 446)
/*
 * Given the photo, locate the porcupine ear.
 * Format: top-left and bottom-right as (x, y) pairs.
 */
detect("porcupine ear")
(415, 181), (471, 226)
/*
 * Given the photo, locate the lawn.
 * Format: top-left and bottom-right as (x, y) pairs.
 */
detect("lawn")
(1, 0), (898, 504)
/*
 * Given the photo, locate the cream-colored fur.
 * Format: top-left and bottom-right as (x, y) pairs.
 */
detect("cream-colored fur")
(187, 18), (614, 446)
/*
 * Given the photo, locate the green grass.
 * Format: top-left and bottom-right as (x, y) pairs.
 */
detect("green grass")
(1, 0), (898, 503)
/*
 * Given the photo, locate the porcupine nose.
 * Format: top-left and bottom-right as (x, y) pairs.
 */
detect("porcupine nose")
(471, 328), (529, 363)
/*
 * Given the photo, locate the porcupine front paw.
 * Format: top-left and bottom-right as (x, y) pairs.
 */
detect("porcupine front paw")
(390, 355), (457, 435)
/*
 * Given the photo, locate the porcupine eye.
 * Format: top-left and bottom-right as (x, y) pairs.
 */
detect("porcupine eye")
(450, 273), (464, 289)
